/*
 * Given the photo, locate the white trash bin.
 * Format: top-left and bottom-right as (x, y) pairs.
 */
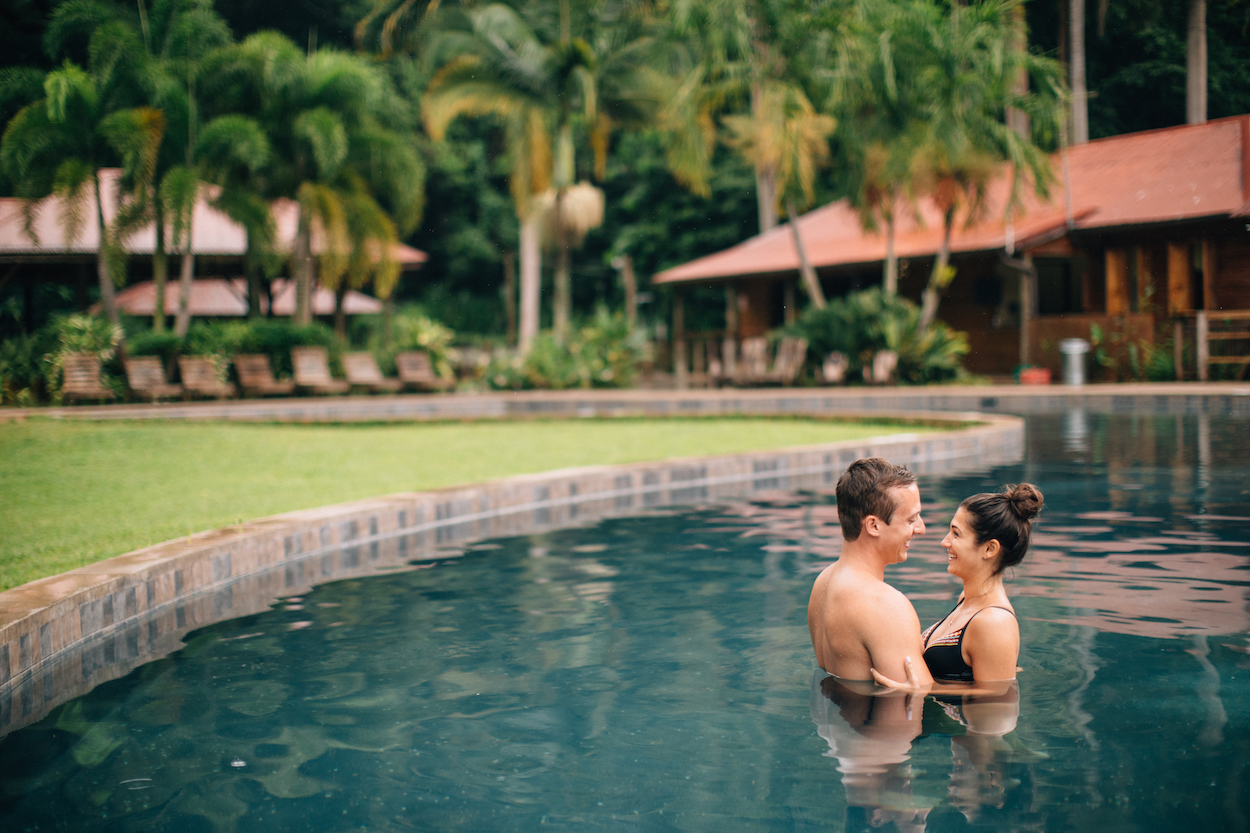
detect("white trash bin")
(1058, 338), (1090, 386)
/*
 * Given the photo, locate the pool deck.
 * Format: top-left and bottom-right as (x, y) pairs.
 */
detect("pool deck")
(3, 380), (1250, 423)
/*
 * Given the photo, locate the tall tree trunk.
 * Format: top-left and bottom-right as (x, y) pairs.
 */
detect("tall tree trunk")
(615, 254), (637, 329)
(503, 251), (517, 346)
(93, 172), (120, 327)
(1186, 0), (1207, 124)
(553, 189), (571, 343)
(1007, 0), (1031, 137)
(883, 213), (898, 295)
(756, 168), (779, 233)
(173, 246), (194, 337)
(381, 293), (394, 350)
(1070, 0), (1089, 144)
(152, 202), (167, 332)
(750, 83), (780, 232)
(293, 208), (314, 326)
(333, 283), (348, 339)
(918, 210), (956, 331)
(518, 210), (542, 352)
(786, 197), (825, 309)
(246, 235), (263, 320)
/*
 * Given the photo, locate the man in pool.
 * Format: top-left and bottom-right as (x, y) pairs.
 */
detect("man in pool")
(807, 457), (934, 687)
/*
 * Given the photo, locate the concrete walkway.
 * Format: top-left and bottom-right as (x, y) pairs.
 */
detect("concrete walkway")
(4, 380), (1250, 423)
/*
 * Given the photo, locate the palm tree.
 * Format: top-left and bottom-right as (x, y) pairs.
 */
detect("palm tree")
(1, 17), (164, 327)
(671, 0), (841, 236)
(723, 81), (833, 307)
(133, 0), (236, 335)
(208, 32), (424, 326)
(886, 0), (1063, 331)
(836, 0), (929, 295)
(425, 0), (704, 348)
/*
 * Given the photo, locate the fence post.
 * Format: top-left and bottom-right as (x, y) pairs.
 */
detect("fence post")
(1196, 310), (1209, 381)
(1173, 318), (1184, 381)
(673, 295), (687, 389)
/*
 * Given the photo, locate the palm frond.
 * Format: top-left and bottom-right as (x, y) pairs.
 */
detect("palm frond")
(196, 114), (270, 176)
(160, 165), (199, 250)
(51, 158), (94, 247)
(297, 181), (350, 287)
(294, 107), (348, 179)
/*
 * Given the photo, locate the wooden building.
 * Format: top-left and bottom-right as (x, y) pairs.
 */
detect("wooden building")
(654, 115), (1250, 380)
(0, 168), (427, 327)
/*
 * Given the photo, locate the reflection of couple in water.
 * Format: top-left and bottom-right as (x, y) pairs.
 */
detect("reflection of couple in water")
(807, 458), (1043, 830)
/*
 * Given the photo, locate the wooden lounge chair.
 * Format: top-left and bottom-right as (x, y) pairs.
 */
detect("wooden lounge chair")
(61, 352), (116, 404)
(178, 355), (236, 399)
(395, 351), (453, 392)
(342, 352), (402, 393)
(124, 356), (183, 401)
(736, 337), (770, 382)
(233, 354), (296, 398)
(863, 350), (898, 385)
(821, 352), (848, 385)
(291, 346), (350, 395)
(730, 336), (808, 386)
(708, 338), (738, 387)
(770, 336), (808, 384)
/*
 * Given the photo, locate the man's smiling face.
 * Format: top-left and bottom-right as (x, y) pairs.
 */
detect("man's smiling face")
(877, 483), (925, 564)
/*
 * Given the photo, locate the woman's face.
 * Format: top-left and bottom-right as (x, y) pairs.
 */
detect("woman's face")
(941, 507), (996, 580)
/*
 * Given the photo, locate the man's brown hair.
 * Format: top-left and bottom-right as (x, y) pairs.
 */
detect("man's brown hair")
(835, 458), (917, 541)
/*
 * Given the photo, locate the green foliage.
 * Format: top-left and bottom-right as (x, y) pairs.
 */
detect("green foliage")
(485, 309), (646, 390)
(791, 288), (969, 384)
(1088, 321), (1189, 382)
(55, 313), (122, 358)
(235, 319), (339, 378)
(0, 328), (57, 405)
(382, 307), (457, 379)
(42, 313), (125, 400)
(126, 329), (183, 365)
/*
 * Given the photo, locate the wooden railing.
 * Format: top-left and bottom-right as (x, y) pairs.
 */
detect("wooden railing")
(1196, 310), (1250, 381)
(673, 331), (728, 388)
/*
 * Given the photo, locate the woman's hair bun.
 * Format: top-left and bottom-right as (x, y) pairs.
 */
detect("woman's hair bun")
(1004, 483), (1043, 520)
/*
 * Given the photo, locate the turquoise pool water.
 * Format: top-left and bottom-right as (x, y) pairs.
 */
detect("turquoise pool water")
(1, 412), (1248, 832)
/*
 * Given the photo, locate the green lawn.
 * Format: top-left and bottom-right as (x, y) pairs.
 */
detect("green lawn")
(0, 416), (934, 591)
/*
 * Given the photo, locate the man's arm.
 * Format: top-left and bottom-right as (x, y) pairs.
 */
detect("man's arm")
(861, 588), (934, 687)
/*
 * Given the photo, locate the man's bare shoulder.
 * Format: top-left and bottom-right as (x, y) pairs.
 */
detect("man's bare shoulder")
(819, 560), (906, 598)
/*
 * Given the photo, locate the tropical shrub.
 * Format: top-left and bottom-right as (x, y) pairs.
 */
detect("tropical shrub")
(791, 288), (969, 384)
(46, 315), (126, 400)
(234, 319), (339, 378)
(485, 309), (646, 390)
(126, 330), (184, 366)
(382, 308), (458, 380)
(0, 329), (58, 405)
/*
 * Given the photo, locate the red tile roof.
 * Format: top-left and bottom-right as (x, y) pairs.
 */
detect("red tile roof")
(655, 115), (1250, 284)
(0, 169), (427, 267)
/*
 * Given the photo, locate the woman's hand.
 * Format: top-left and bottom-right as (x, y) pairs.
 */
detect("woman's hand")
(870, 656), (929, 692)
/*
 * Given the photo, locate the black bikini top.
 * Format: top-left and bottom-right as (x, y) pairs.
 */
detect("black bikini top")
(921, 604), (1016, 683)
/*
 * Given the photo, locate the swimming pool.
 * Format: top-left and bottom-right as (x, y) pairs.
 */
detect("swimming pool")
(1, 412), (1247, 832)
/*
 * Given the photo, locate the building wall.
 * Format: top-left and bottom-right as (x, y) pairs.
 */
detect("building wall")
(1216, 236), (1250, 309)
(1029, 312), (1156, 380)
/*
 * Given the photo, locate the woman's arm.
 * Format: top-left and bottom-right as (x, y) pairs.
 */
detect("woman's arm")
(962, 607), (1020, 682)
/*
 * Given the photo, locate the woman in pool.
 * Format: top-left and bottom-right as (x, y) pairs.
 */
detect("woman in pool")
(873, 483), (1044, 692)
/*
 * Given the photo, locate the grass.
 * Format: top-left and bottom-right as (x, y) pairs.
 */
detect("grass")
(0, 416), (936, 591)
